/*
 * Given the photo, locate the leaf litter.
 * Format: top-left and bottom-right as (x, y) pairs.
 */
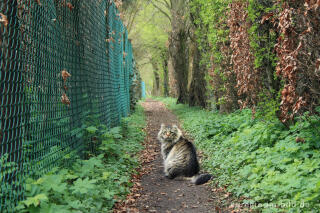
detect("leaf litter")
(113, 99), (253, 213)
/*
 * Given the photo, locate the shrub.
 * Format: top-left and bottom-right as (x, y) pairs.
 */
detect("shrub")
(15, 105), (146, 213)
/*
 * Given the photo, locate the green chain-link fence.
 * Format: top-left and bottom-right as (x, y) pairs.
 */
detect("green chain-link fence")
(0, 1), (137, 212)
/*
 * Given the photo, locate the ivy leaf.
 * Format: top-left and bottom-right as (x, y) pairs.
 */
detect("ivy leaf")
(71, 178), (97, 194)
(67, 200), (83, 209)
(40, 203), (72, 213)
(102, 172), (111, 180)
(109, 127), (123, 139)
(42, 174), (67, 193)
(21, 193), (48, 207)
(86, 126), (98, 134)
(81, 157), (104, 173)
(65, 173), (79, 180)
(103, 189), (114, 200)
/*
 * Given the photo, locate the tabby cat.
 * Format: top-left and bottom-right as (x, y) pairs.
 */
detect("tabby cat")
(157, 124), (212, 185)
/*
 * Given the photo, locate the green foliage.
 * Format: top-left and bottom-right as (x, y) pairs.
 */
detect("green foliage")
(159, 97), (320, 212)
(128, 1), (170, 94)
(190, 0), (234, 108)
(0, 154), (21, 212)
(16, 105), (146, 213)
(247, 0), (279, 70)
(255, 89), (281, 122)
(247, 0), (282, 115)
(86, 126), (98, 134)
(0, 154), (18, 181)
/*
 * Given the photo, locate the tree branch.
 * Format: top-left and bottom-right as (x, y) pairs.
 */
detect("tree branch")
(164, 0), (171, 9)
(148, 0), (171, 23)
(127, 2), (143, 33)
(152, 0), (171, 10)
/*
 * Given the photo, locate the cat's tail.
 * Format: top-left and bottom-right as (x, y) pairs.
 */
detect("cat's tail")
(191, 174), (212, 185)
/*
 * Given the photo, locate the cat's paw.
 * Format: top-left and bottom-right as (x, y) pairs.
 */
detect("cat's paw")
(165, 174), (174, 179)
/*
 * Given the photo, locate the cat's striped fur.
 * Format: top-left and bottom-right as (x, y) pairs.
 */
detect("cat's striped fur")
(157, 124), (212, 185)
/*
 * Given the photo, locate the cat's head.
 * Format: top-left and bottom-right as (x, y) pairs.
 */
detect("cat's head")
(157, 123), (182, 144)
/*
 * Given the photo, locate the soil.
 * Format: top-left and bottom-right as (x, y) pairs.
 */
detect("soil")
(113, 99), (248, 213)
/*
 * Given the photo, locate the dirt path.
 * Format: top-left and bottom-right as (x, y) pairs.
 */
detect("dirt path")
(113, 99), (254, 213)
(115, 99), (216, 212)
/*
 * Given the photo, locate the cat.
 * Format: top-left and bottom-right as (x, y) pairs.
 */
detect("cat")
(157, 124), (212, 185)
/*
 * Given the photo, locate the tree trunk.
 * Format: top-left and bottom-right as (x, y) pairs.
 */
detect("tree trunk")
(162, 58), (169, 96)
(168, 55), (178, 97)
(151, 60), (160, 96)
(168, 0), (189, 104)
(189, 44), (207, 107)
(168, 25), (189, 104)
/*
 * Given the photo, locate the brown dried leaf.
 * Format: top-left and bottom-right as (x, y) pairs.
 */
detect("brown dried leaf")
(61, 93), (71, 106)
(317, 0), (320, 9)
(67, 2), (74, 11)
(0, 13), (8, 27)
(261, 12), (274, 24)
(295, 137), (305, 143)
(61, 70), (71, 82)
(316, 58), (320, 69)
(224, 192), (231, 198)
(283, 65), (294, 73)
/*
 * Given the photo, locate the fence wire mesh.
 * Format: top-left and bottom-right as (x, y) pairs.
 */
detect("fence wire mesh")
(0, 1), (136, 211)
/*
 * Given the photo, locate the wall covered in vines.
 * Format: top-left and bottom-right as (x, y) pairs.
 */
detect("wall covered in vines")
(191, 0), (320, 123)
(276, 0), (320, 122)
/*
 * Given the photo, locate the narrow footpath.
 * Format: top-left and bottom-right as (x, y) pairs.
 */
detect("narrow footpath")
(114, 99), (244, 213)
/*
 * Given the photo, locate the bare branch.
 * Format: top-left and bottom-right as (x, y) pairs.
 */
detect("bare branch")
(148, 0), (171, 23)
(127, 2), (143, 33)
(164, 0), (171, 9)
(151, 0), (171, 10)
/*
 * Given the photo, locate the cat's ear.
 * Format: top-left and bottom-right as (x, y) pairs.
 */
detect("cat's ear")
(172, 124), (182, 141)
(160, 123), (165, 129)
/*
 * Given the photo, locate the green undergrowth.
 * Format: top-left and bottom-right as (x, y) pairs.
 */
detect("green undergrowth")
(16, 104), (146, 213)
(156, 97), (320, 212)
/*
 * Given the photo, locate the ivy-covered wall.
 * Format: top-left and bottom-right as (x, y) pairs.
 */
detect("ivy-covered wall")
(191, 0), (320, 123)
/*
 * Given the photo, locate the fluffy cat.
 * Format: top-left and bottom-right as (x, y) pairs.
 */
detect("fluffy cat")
(157, 124), (212, 185)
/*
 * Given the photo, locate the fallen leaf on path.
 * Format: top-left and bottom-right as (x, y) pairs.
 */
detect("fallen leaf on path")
(224, 192), (231, 198)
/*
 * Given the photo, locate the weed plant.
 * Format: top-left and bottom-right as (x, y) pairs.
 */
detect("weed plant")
(157, 97), (320, 212)
(15, 105), (146, 213)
